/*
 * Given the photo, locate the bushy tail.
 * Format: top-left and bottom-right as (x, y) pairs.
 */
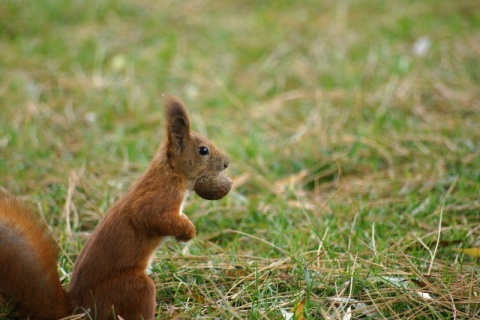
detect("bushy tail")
(0, 197), (70, 319)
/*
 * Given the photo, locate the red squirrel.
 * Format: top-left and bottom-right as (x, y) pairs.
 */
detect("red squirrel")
(0, 95), (229, 319)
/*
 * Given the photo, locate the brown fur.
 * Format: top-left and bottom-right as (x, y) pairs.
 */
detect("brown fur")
(0, 198), (70, 319)
(0, 95), (229, 319)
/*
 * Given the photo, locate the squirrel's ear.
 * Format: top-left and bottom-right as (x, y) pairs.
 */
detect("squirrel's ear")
(164, 95), (191, 154)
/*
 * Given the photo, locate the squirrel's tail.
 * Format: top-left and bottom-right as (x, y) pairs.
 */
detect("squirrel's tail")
(0, 197), (70, 319)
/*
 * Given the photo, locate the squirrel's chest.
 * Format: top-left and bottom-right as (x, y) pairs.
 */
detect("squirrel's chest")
(145, 237), (168, 274)
(145, 192), (189, 273)
(179, 192), (189, 216)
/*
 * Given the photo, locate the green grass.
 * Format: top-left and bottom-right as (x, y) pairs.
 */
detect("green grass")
(1, 0), (479, 319)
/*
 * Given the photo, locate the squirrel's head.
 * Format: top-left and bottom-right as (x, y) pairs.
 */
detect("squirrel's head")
(162, 95), (229, 190)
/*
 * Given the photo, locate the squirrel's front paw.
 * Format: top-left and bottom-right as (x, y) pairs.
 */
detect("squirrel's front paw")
(175, 223), (196, 242)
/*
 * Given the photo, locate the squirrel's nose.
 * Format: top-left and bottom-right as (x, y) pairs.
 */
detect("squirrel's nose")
(223, 157), (230, 169)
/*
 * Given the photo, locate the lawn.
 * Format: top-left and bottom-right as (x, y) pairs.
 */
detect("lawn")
(1, 0), (479, 319)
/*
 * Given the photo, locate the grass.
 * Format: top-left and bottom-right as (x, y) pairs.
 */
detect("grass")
(1, 0), (479, 318)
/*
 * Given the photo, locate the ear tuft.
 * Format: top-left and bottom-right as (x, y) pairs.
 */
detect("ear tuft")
(164, 95), (191, 153)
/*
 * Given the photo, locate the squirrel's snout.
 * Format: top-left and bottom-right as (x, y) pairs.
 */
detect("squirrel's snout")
(223, 157), (230, 169)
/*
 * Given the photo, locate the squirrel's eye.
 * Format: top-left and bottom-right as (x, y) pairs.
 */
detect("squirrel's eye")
(198, 146), (209, 156)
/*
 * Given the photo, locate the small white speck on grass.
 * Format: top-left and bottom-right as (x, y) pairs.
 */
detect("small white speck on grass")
(111, 54), (126, 71)
(343, 306), (352, 320)
(412, 37), (431, 57)
(184, 83), (199, 99)
(85, 112), (97, 123)
(280, 309), (294, 320)
(416, 291), (433, 300)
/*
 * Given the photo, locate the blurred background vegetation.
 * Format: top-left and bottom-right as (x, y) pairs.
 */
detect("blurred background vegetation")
(1, 0), (479, 318)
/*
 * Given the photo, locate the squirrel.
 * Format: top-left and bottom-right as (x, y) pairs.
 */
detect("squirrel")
(0, 95), (230, 320)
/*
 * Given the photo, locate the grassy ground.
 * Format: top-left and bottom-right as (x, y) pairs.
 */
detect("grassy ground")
(1, 0), (479, 319)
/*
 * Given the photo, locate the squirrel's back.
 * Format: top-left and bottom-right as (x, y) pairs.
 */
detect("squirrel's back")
(0, 198), (69, 319)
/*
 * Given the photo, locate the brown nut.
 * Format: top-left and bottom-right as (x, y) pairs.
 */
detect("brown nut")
(194, 173), (232, 200)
